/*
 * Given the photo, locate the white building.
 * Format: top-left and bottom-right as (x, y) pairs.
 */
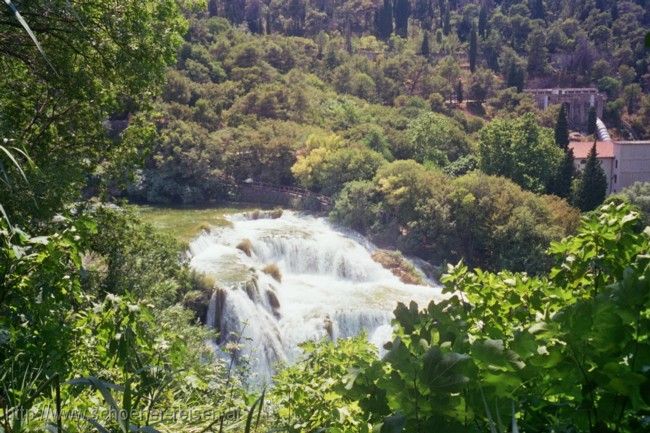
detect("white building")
(611, 141), (650, 193)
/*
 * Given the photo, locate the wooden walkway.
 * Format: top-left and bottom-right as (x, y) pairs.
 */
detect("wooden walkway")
(236, 181), (332, 211)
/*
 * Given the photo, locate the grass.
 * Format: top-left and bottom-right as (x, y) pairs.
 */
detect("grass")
(132, 204), (257, 243)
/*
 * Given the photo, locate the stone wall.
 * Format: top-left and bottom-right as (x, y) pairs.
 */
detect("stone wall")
(525, 88), (605, 131)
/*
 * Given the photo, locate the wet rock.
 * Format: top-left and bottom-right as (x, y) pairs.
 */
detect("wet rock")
(262, 263), (282, 282)
(371, 249), (425, 285)
(236, 239), (253, 256)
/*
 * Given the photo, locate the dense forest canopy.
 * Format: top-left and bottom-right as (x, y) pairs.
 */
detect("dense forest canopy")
(1, 0), (650, 432)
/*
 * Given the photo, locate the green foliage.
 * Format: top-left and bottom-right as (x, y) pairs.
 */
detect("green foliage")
(588, 106), (598, 135)
(330, 180), (380, 233)
(469, 23), (478, 73)
(548, 148), (575, 199)
(614, 182), (650, 225)
(406, 112), (470, 167)
(292, 133), (386, 195)
(290, 203), (650, 432)
(0, 216), (95, 425)
(574, 143), (608, 212)
(0, 0), (187, 222)
(555, 103), (570, 149)
(448, 172), (579, 273)
(270, 337), (378, 433)
(393, 0), (410, 38)
(479, 113), (563, 193)
(375, 0), (393, 41)
(420, 31), (430, 58)
(333, 161), (578, 273)
(84, 206), (194, 308)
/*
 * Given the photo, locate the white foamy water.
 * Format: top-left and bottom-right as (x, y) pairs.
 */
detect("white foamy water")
(188, 211), (442, 383)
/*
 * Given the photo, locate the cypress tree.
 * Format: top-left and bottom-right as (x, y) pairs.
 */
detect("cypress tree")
(478, 4), (488, 38)
(555, 104), (570, 150)
(530, 0), (546, 21)
(375, 0), (393, 40)
(587, 106), (597, 135)
(246, 0), (262, 33)
(574, 143), (607, 211)
(421, 31), (430, 58)
(506, 62), (525, 91)
(414, 0), (433, 29)
(393, 0), (411, 38)
(469, 22), (478, 73)
(442, 3), (451, 35)
(549, 148), (574, 198)
(208, 0), (219, 17)
(455, 80), (464, 103)
(224, 0), (246, 24)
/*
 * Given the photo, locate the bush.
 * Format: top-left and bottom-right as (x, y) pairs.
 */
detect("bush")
(612, 182), (650, 225)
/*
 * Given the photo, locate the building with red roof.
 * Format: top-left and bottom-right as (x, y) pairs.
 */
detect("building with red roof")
(569, 140), (650, 194)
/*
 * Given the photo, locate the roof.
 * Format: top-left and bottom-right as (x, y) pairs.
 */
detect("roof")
(615, 141), (650, 145)
(525, 87), (600, 95)
(569, 141), (614, 159)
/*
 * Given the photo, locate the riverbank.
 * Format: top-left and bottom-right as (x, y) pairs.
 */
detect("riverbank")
(133, 203), (260, 243)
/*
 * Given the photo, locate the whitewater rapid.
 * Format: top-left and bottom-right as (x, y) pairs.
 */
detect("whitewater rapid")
(188, 211), (442, 383)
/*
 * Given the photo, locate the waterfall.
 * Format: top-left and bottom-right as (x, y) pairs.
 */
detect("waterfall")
(191, 211), (442, 383)
(206, 290), (217, 329)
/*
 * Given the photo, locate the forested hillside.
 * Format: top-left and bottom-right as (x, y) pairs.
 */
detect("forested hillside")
(122, 0), (650, 273)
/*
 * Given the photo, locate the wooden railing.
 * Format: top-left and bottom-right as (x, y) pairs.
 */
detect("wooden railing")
(236, 181), (332, 211)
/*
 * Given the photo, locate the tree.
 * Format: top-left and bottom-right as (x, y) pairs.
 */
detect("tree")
(478, 3), (488, 38)
(587, 106), (597, 135)
(375, 0), (393, 40)
(468, 68), (496, 104)
(574, 143), (607, 211)
(526, 28), (547, 75)
(455, 80), (464, 103)
(479, 113), (563, 193)
(469, 22), (478, 73)
(436, 56), (461, 103)
(407, 112), (470, 165)
(208, 0), (220, 16)
(442, 3), (451, 35)
(0, 0), (186, 222)
(615, 181), (650, 225)
(549, 148), (574, 199)
(291, 134), (386, 195)
(554, 104), (570, 150)
(224, 0), (246, 24)
(246, 0), (263, 33)
(506, 61), (525, 91)
(286, 0), (307, 36)
(414, 0), (434, 29)
(529, 0), (546, 20)
(330, 181), (380, 233)
(420, 30), (430, 58)
(393, 0), (411, 38)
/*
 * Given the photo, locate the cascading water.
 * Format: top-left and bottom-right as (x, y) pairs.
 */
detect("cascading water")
(189, 211), (442, 383)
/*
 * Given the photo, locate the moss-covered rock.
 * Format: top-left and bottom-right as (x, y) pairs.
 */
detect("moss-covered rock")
(262, 263), (282, 282)
(371, 249), (425, 285)
(236, 239), (253, 256)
